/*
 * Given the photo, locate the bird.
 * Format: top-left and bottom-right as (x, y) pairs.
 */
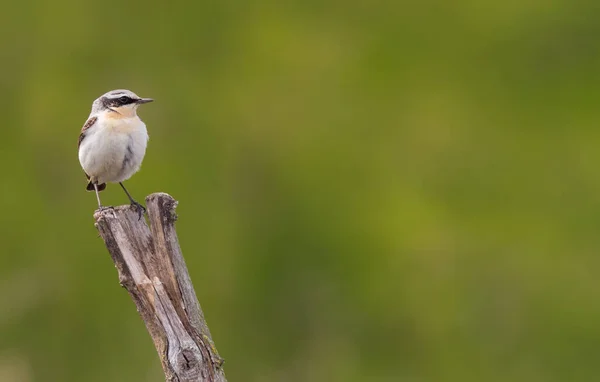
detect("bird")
(78, 89), (153, 217)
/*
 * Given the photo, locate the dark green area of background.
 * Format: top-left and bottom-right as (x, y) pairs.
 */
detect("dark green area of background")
(1, 1), (600, 381)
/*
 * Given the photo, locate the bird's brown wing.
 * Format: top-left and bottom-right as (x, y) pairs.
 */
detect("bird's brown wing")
(86, 181), (106, 191)
(78, 116), (97, 149)
(78, 116), (106, 191)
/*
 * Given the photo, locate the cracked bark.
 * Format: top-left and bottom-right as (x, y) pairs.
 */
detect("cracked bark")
(94, 192), (227, 382)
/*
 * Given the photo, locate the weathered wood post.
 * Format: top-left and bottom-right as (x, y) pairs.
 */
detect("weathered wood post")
(94, 192), (227, 382)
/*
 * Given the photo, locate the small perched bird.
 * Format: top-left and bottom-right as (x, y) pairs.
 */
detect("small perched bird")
(78, 89), (153, 216)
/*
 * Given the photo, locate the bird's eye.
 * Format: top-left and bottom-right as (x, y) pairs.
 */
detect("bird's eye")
(118, 96), (130, 104)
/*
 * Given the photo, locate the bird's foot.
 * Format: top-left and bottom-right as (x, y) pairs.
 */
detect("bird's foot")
(130, 200), (146, 220)
(97, 205), (114, 213)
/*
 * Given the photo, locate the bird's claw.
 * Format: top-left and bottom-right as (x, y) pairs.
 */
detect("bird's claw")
(131, 201), (146, 220)
(97, 206), (114, 213)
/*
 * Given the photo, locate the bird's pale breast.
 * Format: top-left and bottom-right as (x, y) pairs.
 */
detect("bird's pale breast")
(78, 115), (148, 184)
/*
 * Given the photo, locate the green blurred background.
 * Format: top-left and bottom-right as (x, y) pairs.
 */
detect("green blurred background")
(1, 0), (600, 381)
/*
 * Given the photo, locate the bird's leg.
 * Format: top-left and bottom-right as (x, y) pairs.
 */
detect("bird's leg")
(93, 183), (103, 209)
(93, 182), (113, 212)
(119, 182), (146, 219)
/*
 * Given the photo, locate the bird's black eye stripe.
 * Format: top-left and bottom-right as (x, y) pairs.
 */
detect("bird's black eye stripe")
(101, 94), (138, 108)
(118, 96), (132, 105)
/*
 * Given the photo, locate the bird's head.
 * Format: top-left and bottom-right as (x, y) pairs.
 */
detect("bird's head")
(92, 89), (153, 117)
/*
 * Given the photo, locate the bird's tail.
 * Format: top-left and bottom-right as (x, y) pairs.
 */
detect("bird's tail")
(86, 182), (106, 192)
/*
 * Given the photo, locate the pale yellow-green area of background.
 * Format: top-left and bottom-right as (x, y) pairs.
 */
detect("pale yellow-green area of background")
(1, 1), (600, 381)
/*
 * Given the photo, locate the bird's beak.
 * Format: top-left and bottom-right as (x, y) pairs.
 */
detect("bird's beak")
(137, 98), (154, 104)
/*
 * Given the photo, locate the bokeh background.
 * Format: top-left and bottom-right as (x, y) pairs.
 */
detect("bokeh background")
(1, 1), (600, 381)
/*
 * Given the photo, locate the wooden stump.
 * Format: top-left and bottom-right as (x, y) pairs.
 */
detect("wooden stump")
(94, 193), (227, 382)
